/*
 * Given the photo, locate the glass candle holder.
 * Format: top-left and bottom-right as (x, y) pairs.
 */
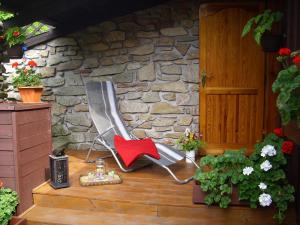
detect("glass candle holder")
(95, 158), (106, 179)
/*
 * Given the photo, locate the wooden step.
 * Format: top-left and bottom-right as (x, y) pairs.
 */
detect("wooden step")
(22, 206), (201, 225)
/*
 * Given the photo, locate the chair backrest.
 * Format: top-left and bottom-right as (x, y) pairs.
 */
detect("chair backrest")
(85, 81), (131, 147)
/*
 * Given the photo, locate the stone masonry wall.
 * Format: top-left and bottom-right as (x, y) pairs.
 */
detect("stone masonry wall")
(5, 0), (200, 150)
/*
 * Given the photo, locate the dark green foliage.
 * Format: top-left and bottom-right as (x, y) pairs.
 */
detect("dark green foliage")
(0, 188), (19, 225)
(241, 9), (283, 45)
(238, 134), (295, 223)
(194, 150), (250, 208)
(272, 65), (300, 126)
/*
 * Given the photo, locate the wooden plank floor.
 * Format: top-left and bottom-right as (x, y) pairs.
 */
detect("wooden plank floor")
(22, 150), (296, 225)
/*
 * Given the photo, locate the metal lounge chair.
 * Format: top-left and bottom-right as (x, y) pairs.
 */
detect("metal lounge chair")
(84, 81), (199, 184)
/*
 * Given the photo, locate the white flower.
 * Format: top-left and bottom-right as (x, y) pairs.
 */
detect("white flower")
(258, 182), (267, 190)
(260, 160), (272, 171)
(184, 128), (191, 137)
(261, 145), (277, 157)
(243, 166), (254, 176)
(259, 193), (272, 207)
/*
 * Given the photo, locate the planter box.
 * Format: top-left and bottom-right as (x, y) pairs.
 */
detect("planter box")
(9, 216), (27, 225)
(193, 181), (248, 206)
(0, 103), (52, 214)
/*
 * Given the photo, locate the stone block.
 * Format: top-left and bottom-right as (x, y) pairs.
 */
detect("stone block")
(155, 37), (174, 47)
(120, 100), (148, 113)
(160, 74), (180, 81)
(99, 57), (113, 66)
(186, 46), (198, 60)
(65, 72), (83, 86)
(132, 129), (146, 139)
(182, 64), (199, 83)
(178, 115), (193, 126)
(124, 39), (139, 48)
(151, 81), (187, 93)
(151, 102), (182, 114)
(142, 92), (160, 103)
(130, 44), (154, 56)
(39, 67), (56, 78)
(138, 63), (155, 81)
(114, 55), (130, 64)
(52, 124), (70, 137)
(162, 93), (176, 101)
(126, 92), (142, 100)
(87, 42), (109, 51)
(136, 31), (159, 38)
(54, 86), (85, 96)
(146, 130), (162, 139)
(90, 64), (126, 76)
(43, 77), (65, 87)
(105, 31), (125, 42)
(69, 126), (90, 132)
(56, 60), (82, 71)
(153, 51), (181, 61)
(127, 62), (142, 70)
(119, 22), (142, 31)
(176, 93), (198, 106)
(112, 72), (134, 83)
(74, 104), (89, 112)
(164, 132), (182, 139)
(65, 113), (92, 127)
(98, 21), (116, 32)
(56, 96), (81, 106)
(48, 38), (77, 47)
(160, 27), (187, 36)
(160, 64), (181, 75)
(51, 103), (67, 116)
(153, 118), (175, 127)
(83, 58), (99, 69)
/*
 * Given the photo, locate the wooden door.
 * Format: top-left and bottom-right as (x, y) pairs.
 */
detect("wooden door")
(199, 4), (265, 155)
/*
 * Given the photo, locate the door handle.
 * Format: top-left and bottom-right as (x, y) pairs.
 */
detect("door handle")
(201, 71), (207, 88)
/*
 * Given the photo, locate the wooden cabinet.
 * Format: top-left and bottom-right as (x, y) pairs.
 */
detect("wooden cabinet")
(0, 103), (52, 214)
(199, 3), (265, 154)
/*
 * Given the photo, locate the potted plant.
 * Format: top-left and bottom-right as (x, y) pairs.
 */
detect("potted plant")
(193, 149), (249, 207)
(0, 180), (27, 225)
(272, 48), (300, 127)
(4, 26), (26, 59)
(11, 60), (43, 103)
(241, 9), (283, 52)
(193, 129), (295, 224)
(177, 128), (205, 163)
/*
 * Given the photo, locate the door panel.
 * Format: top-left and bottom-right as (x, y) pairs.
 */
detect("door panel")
(199, 4), (265, 155)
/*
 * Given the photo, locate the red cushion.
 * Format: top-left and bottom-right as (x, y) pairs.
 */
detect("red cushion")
(114, 135), (160, 167)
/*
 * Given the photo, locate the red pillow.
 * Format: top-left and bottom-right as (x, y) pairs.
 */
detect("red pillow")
(114, 135), (160, 167)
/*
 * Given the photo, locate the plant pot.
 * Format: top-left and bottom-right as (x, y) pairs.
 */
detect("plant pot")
(193, 181), (248, 206)
(6, 45), (24, 59)
(18, 86), (43, 103)
(186, 150), (195, 163)
(260, 34), (284, 52)
(9, 216), (27, 225)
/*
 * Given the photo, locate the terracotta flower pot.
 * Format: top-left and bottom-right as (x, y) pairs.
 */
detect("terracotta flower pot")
(9, 216), (27, 225)
(18, 87), (43, 103)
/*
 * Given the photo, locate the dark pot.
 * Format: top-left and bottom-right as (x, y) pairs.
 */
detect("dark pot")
(6, 45), (23, 59)
(260, 34), (284, 52)
(193, 181), (248, 206)
(9, 216), (27, 225)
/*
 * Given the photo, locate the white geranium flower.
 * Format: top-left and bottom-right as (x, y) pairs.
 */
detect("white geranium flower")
(243, 166), (254, 176)
(184, 128), (190, 137)
(261, 145), (276, 157)
(259, 193), (272, 207)
(258, 182), (267, 190)
(260, 160), (272, 171)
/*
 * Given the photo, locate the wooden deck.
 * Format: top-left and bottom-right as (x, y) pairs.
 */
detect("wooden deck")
(21, 150), (296, 225)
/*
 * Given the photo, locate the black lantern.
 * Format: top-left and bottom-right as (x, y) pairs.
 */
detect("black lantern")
(49, 154), (69, 189)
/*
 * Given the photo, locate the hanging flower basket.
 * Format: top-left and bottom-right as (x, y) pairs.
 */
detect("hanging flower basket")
(6, 45), (23, 59)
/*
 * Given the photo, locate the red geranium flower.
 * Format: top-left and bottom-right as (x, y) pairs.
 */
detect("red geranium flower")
(273, 128), (284, 137)
(12, 31), (20, 37)
(28, 60), (37, 68)
(282, 141), (294, 154)
(0, 180), (3, 188)
(292, 56), (300, 64)
(278, 48), (291, 56)
(12, 62), (19, 68)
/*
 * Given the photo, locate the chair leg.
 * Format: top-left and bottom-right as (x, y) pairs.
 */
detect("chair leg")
(161, 157), (199, 184)
(85, 138), (112, 163)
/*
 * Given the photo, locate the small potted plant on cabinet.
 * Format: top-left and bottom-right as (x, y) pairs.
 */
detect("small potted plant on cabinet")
(0, 180), (27, 225)
(177, 128), (205, 163)
(242, 9), (283, 52)
(11, 60), (43, 103)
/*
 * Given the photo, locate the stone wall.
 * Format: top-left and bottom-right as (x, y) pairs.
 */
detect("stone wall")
(5, 0), (200, 150)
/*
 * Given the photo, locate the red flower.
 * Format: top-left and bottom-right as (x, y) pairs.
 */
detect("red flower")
(278, 48), (291, 56)
(273, 128), (284, 137)
(0, 35), (4, 42)
(0, 180), (3, 188)
(28, 60), (37, 68)
(292, 56), (300, 64)
(12, 62), (19, 68)
(12, 31), (20, 37)
(282, 141), (294, 154)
